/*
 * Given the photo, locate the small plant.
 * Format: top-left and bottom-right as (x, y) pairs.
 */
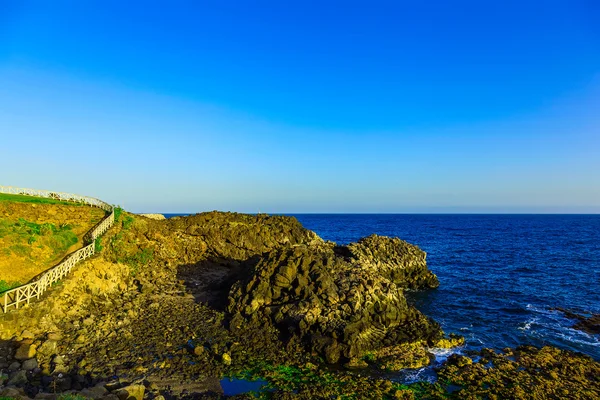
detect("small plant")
(362, 352), (376, 363)
(122, 214), (134, 230)
(95, 237), (103, 253)
(113, 206), (123, 222)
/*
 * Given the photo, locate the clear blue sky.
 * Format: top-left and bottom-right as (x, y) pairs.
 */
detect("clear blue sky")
(1, 1), (599, 213)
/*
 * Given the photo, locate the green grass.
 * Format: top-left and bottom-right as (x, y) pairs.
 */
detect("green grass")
(0, 193), (83, 206)
(106, 211), (153, 275)
(0, 280), (21, 294)
(95, 237), (103, 253)
(0, 218), (78, 258)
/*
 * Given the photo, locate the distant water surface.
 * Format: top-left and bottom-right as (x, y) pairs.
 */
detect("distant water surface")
(293, 214), (600, 361)
(164, 213), (600, 360)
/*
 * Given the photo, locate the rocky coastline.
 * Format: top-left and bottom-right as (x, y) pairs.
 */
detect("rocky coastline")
(1, 211), (599, 399)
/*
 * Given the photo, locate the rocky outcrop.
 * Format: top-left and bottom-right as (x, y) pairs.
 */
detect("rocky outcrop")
(228, 236), (442, 363)
(1, 210), (445, 397)
(166, 211), (323, 261)
(347, 234), (439, 289)
(553, 308), (600, 335)
(138, 213), (166, 220)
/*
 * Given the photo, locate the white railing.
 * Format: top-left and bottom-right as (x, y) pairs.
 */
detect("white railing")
(0, 186), (115, 313)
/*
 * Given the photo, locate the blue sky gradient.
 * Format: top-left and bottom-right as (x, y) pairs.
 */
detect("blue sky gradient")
(1, 1), (599, 213)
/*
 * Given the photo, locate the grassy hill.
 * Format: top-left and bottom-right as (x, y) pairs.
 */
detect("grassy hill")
(0, 193), (106, 291)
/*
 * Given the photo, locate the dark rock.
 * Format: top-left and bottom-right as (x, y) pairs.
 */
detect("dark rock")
(228, 239), (442, 362)
(8, 361), (21, 371)
(80, 384), (109, 399)
(552, 308), (600, 335)
(22, 358), (38, 371)
(8, 369), (28, 386)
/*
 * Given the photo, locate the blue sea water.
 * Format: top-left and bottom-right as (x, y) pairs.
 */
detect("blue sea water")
(165, 213), (600, 361)
(292, 214), (600, 361)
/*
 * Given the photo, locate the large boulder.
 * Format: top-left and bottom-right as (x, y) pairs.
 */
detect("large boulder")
(228, 237), (442, 363)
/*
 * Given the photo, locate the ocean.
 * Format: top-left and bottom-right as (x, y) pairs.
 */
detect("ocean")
(165, 213), (600, 361)
(294, 214), (600, 362)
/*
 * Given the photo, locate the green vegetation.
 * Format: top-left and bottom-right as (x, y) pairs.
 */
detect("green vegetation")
(95, 237), (103, 253)
(0, 280), (22, 294)
(230, 361), (449, 399)
(107, 212), (153, 276)
(0, 218), (78, 258)
(0, 193), (82, 206)
(113, 206), (124, 222)
(122, 214), (134, 230)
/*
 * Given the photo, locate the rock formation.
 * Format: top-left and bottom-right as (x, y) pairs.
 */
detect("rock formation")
(228, 235), (443, 363)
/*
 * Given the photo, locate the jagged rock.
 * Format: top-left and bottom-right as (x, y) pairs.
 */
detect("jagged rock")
(8, 369), (28, 385)
(1, 387), (24, 398)
(553, 308), (600, 335)
(47, 332), (62, 341)
(37, 340), (58, 356)
(15, 343), (36, 360)
(34, 394), (58, 400)
(446, 354), (473, 367)
(347, 234), (439, 289)
(138, 214), (166, 220)
(115, 384), (145, 400)
(221, 352), (232, 365)
(434, 333), (465, 348)
(228, 239), (442, 363)
(22, 358), (38, 370)
(80, 384), (109, 399)
(21, 330), (35, 340)
(8, 361), (21, 371)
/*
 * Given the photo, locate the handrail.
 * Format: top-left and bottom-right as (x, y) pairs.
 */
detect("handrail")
(0, 185), (115, 313)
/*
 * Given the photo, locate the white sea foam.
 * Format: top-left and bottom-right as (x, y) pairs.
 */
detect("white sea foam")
(397, 367), (436, 384)
(519, 317), (538, 331)
(429, 346), (464, 364)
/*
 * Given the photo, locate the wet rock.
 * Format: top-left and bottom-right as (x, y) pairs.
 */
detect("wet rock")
(433, 333), (465, 348)
(446, 354), (472, 367)
(553, 308), (600, 335)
